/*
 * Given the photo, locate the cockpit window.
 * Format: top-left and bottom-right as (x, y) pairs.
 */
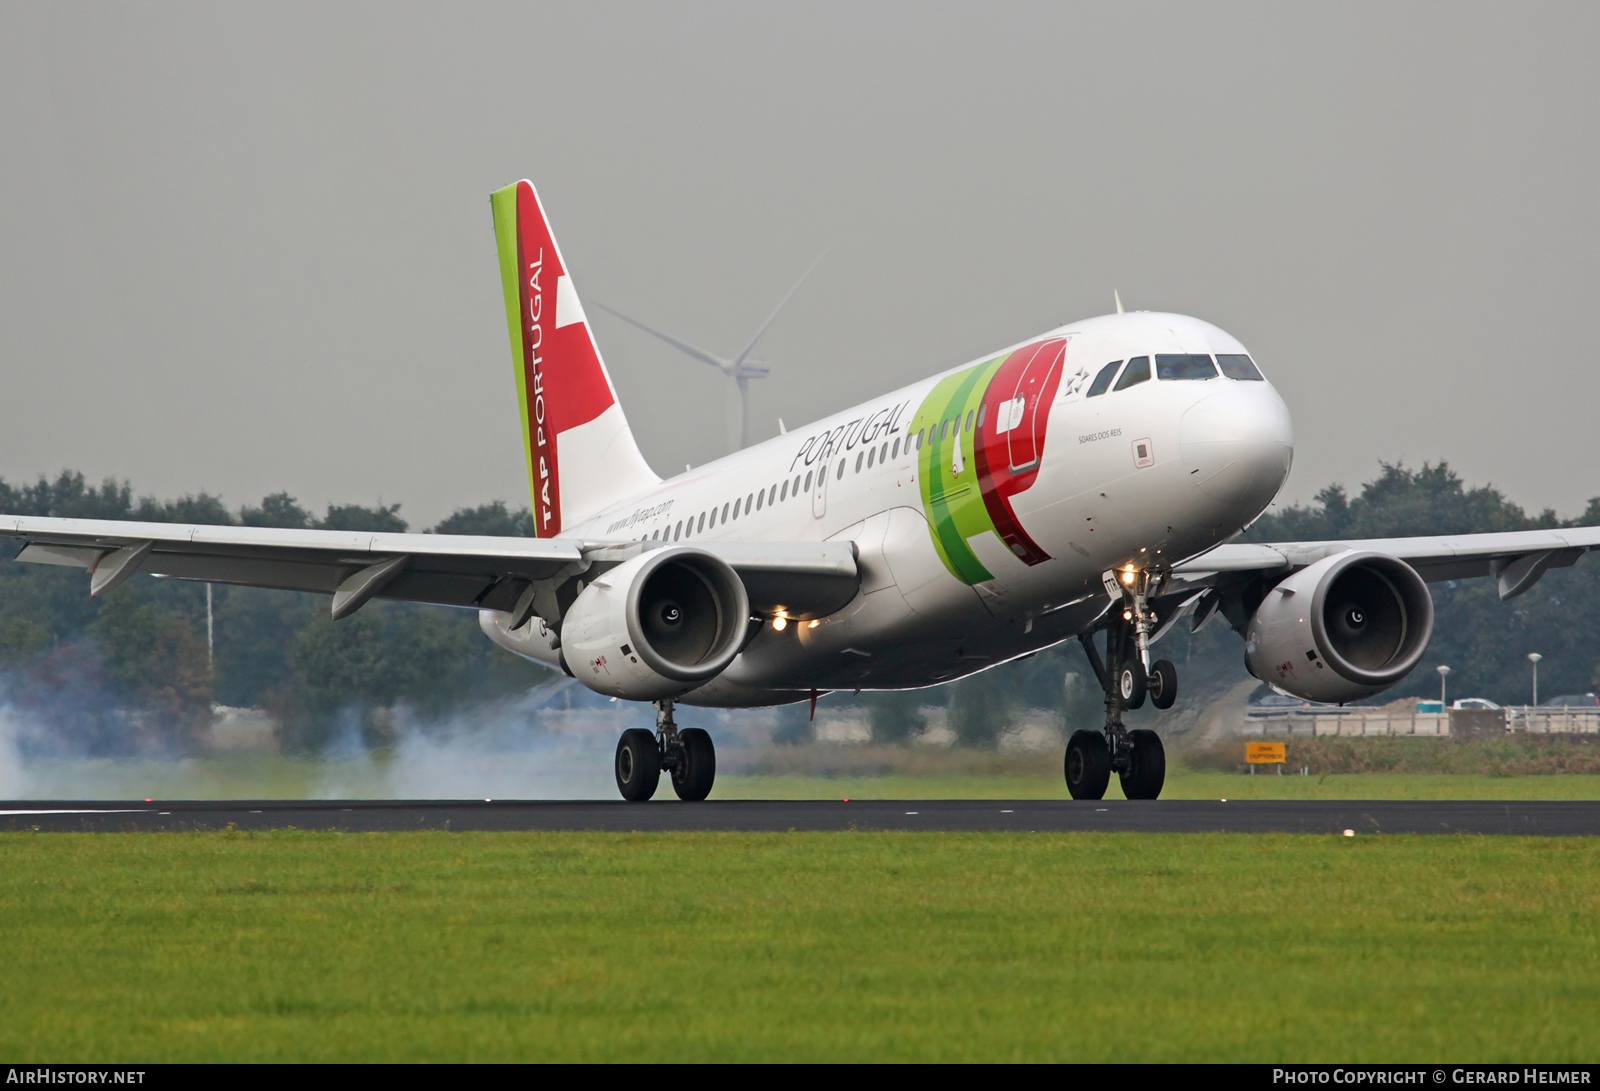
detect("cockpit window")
(1155, 354), (1218, 380)
(1086, 360), (1122, 398)
(1216, 353), (1264, 380)
(1113, 356), (1150, 392)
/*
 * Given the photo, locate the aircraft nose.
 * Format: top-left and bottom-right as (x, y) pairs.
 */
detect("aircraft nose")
(1179, 383), (1294, 511)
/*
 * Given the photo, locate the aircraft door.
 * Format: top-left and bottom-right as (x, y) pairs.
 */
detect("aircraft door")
(811, 458), (829, 518)
(1006, 340), (1066, 473)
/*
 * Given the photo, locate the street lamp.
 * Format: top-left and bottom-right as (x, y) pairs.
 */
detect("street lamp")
(1437, 664), (1451, 707)
(1528, 653), (1542, 707)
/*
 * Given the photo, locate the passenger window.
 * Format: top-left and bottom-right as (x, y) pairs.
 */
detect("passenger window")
(855, 451), (864, 473)
(1216, 353), (1264, 380)
(747, 493), (754, 512)
(756, 490), (764, 511)
(732, 500), (740, 520)
(965, 410), (973, 432)
(1113, 356), (1151, 392)
(698, 512), (706, 532)
(915, 430), (923, 450)
(780, 480), (788, 502)
(1086, 360), (1122, 398)
(837, 459), (845, 480)
(804, 471), (813, 492)
(880, 441), (888, 463)
(867, 447), (876, 468)
(892, 437), (901, 459)
(940, 420), (950, 441)
(1155, 354), (1218, 381)
(674, 521), (683, 540)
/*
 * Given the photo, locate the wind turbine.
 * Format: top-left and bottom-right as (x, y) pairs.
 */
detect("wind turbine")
(591, 246), (830, 453)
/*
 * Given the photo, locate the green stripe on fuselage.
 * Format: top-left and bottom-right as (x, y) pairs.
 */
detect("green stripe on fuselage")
(914, 356), (1006, 583)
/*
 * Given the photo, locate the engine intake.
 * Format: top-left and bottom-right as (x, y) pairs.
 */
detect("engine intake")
(1244, 550), (1433, 704)
(561, 546), (751, 700)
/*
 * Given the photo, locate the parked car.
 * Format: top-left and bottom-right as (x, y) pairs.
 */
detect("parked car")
(1451, 698), (1502, 711)
(1248, 693), (1315, 711)
(1540, 693), (1600, 708)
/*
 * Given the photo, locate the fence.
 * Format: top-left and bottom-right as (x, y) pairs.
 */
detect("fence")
(1243, 706), (1599, 737)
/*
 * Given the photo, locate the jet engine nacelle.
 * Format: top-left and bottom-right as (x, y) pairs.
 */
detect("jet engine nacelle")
(561, 546), (751, 701)
(1244, 550), (1434, 704)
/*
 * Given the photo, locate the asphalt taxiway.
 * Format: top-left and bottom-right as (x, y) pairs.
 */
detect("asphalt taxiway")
(2, 799), (1598, 834)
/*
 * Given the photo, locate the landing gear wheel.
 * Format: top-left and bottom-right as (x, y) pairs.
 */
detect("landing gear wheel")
(1118, 659), (1148, 710)
(1064, 729), (1112, 800)
(671, 727), (717, 801)
(615, 728), (661, 802)
(1148, 659), (1178, 710)
(1119, 728), (1166, 800)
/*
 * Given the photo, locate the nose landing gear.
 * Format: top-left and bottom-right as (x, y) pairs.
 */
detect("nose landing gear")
(614, 699), (718, 802)
(1068, 569), (1174, 800)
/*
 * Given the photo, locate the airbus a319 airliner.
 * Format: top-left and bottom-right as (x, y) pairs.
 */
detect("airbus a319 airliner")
(8, 181), (1599, 801)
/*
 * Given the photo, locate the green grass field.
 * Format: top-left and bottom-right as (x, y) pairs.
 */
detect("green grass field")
(4, 829), (1597, 1061)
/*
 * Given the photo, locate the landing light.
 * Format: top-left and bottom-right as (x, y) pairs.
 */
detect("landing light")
(772, 615), (788, 631)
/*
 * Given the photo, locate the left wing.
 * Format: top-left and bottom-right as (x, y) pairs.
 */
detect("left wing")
(1172, 525), (1600, 598)
(0, 515), (860, 623)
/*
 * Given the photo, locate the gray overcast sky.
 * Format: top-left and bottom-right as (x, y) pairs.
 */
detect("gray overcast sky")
(2, 2), (1597, 528)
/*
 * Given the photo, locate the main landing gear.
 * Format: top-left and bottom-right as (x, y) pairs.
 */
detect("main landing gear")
(614, 699), (716, 802)
(1068, 569), (1176, 801)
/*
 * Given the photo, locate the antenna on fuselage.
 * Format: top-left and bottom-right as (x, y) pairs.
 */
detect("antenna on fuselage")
(1114, 289), (1125, 315)
(591, 242), (832, 453)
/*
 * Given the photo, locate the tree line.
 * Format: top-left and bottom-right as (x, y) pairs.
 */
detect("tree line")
(0, 463), (1595, 755)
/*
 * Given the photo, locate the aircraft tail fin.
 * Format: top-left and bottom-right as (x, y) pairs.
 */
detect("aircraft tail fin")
(490, 180), (659, 537)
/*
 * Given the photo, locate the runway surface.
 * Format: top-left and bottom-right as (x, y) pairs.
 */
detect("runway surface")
(2, 799), (1599, 834)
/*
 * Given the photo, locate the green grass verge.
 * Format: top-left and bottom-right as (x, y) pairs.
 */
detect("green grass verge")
(3, 830), (1597, 1061)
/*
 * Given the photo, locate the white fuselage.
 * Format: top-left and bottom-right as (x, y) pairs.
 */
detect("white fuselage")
(485, 311), (1294, 706)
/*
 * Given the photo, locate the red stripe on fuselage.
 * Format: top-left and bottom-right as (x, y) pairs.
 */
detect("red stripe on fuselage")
(972, 338), (1066, 566)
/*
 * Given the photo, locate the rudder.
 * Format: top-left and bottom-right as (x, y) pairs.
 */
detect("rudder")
(491, 180), (659, 536)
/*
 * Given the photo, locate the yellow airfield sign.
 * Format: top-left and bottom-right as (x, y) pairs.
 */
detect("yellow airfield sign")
(1246, 742), (1287, 764)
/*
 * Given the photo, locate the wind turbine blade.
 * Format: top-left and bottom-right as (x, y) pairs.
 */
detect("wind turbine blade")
(730, 240), (835, 369)
(589, 301), (731, 372)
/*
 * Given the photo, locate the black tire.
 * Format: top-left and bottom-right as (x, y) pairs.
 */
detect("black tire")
(615, 728), (661, 802)
(1148, 659), (1178, 710)
(1118, 659), (1147, 710)
(671, 727), (717, 801)
(1119, 728), (1166, 800)
(1064, 729), (1111, 800)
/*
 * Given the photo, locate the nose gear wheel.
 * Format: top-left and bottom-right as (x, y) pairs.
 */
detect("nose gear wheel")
(1071, 568), (1177, 801)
